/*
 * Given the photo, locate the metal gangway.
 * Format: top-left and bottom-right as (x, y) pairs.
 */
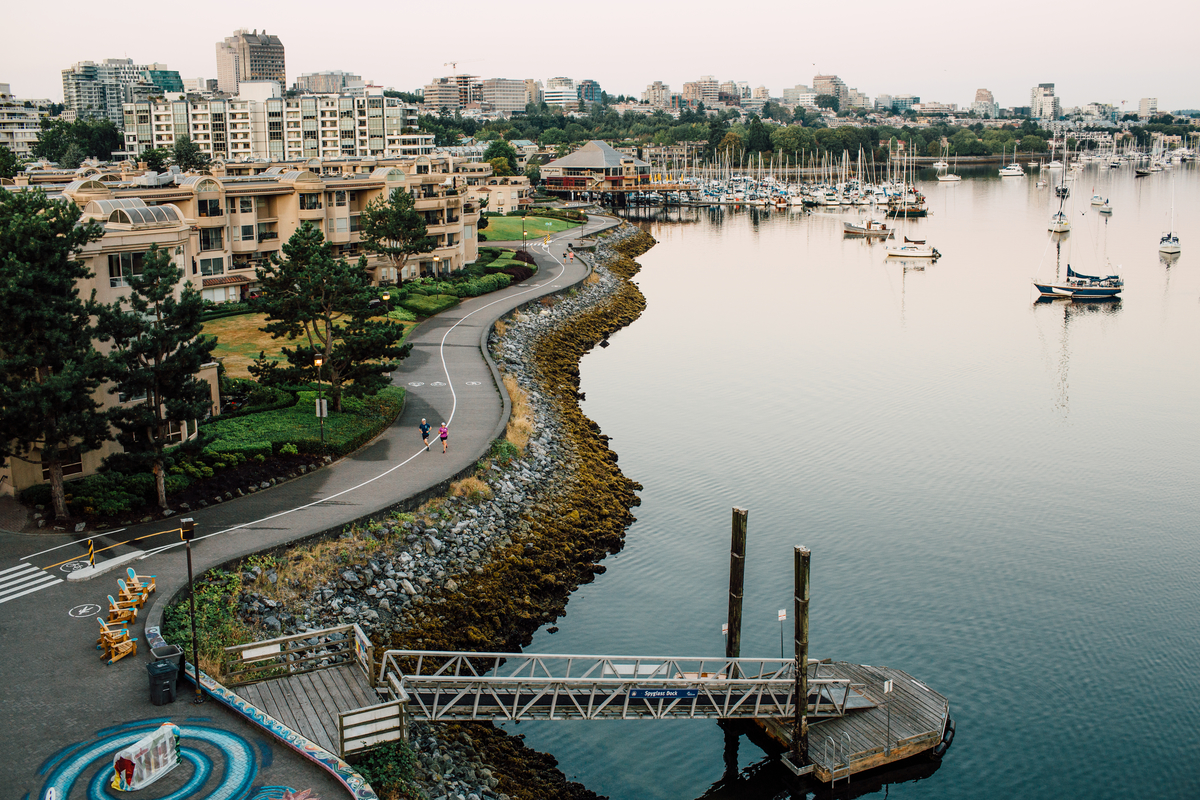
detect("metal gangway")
(377, 650), (873, 723)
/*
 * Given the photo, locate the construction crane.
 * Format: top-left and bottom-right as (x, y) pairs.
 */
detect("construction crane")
(443, 60), (482, 74)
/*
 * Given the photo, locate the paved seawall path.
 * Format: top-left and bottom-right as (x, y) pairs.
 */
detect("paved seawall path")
(0, 214), (619, 800)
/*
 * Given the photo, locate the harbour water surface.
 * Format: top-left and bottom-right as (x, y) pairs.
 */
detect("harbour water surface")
(503, 165), (1200, 799)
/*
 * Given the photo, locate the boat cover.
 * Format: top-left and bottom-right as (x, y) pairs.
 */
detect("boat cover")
(1067, 266), (1120, 282)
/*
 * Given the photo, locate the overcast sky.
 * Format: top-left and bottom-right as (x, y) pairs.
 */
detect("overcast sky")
(9, 0), (1198, 112)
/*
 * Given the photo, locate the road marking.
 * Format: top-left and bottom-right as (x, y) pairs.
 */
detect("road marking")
(0, 563), (63, 605)
(465, 381), (482, 386)
(60, 560), (90, 573)
(69, 603), (102, 618)
(430, 381), (446, 386)
(407, 381), (424, 386)
(20, 528), (125, 561)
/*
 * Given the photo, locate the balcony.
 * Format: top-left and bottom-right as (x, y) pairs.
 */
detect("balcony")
(257, 231), (279, 243)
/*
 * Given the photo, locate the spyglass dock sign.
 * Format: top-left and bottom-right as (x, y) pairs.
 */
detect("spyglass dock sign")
(629, 688), (698, 699)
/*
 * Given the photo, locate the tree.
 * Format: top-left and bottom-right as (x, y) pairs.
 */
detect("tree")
(483, 139), (519, 174)
(488, 157), (515, 177)
(717, 131), (744, 160)
(359, 187), (436, 281)
(253, 223), (410, 412)
(60, 143), (86, 169)
(94, 245), (216, 510)
(524, 164), (541, 186)
(745, 115), (772, 153)
(1019, 135), (1047, 153)
(816, 95), (840, 112)
(0, 190), (108, 518)
(141, 147), (169, 172)
(0, 145), (18, 179)
(173, 135), (210, 171)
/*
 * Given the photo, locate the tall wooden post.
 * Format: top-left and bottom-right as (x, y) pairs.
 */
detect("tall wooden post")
(726, 508), (748, 671)
(793, 546), (810, 764)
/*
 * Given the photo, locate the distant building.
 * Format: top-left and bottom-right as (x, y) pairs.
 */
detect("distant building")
(812, 74), (849, 108)
(480, 78), (527, 114)
(543, 77), (577, 108)
(1138, 97), (1158, 119)
(1030, 83), (1060, 119)
(893, 94), (920, 113)
(643, 81), (672, 107)
(62, 58), (162, 127)
(423, 78), (461, 112)
(141, 65), (183, 95)
(0, 83), (49, 157)
(971, 88), (999, 118)
(874, 94), (894, 111)
(295, 71), (361, 94)
(577, 79), (602, 107)
(782, 85), (813, 104)
(215, 29), (286, 95)
(524, 79), (543, 106)
(541, 139), (650, 196)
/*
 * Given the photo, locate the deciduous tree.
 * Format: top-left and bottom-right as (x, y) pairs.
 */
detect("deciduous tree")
(172, 135), (210, 171)
(0, 190), (108, 518)
(95, 245), (216, 509)
(0, 145), (18, 179)
(483, 139), (519, 174)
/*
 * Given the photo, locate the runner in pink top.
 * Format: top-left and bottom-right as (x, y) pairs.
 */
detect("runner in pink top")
(439, 422), (449, 453)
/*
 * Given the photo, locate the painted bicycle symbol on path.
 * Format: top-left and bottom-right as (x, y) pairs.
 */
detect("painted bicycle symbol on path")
(60, 560), (90, 573)
(68, 603), (102, 618)
(465, 381), (482, 386)
(407, 382), (424, 387)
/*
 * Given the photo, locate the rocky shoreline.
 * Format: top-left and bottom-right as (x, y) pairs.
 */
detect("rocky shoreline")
(231, 222), (657, 799)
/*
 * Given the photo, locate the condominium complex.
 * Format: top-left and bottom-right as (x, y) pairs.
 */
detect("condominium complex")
(216, 29), (286, 95)
(812, 74), (849, 107)
(1138, 97), (1158, 119)
(524, 79), (543, 106)
(62, 59), (182, 126)
(120, 94), (431, 162)
(1031, 83), (1060, 120)
(0, 83), (48, 157)
(642, 81), (672, 107)
(295, 71), (362, 95)
(577, 79), (602, 107)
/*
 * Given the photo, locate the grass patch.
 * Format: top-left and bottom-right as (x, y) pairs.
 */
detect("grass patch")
(203, 386), (405, 457)
(503, 374), (534, 454)
(451, 476), (494, 502)
(401, 293), (459, 316)
(482, 216), (580, 242)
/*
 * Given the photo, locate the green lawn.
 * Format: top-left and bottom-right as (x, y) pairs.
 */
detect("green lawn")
(482, 216), (580, 242)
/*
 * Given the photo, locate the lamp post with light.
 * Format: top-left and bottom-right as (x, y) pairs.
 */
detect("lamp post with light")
(181, 517), (203, 704)
(433, 255), (440, 277)
(381, 289), (390, 319)
(314, 354), (325, 445)
(522, 215), (527, 252)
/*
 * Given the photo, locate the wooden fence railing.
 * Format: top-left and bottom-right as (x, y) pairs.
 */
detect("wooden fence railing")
(222, 623), (374, 687)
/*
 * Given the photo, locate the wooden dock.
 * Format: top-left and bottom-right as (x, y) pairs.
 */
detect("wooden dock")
(757, 660), (952, 783)
(232, 664), (379, 755)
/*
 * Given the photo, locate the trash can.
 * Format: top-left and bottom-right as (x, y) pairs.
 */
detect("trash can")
(150, 644), (185, 692)
(147, 659), (178, 705)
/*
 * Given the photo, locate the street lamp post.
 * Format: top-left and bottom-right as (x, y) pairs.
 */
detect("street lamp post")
(181, 517), (203, 704)
(433, 255), (440, 276)
(522, 216), (527, 252)
(381, 290), (390, 320)
(314, 354), (325, 445)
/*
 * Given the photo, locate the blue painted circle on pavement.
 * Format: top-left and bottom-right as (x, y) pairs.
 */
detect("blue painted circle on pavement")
(86, 748), (212, 800)
(42, 723), (256, 800)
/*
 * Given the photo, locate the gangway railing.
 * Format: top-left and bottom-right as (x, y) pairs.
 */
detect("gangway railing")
(376, 650), (864, 723)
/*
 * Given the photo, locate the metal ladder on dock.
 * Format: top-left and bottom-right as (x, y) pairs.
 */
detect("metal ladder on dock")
(824, 732), (854, 786)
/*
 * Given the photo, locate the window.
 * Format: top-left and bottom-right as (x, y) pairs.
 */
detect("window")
(118, 387), (147, 404)
(335, 190), (346, 207)
(197, 198), (222, 217)
(199, 227), (223, 252)
(200, 257), (224, 276)
(349, 215), (360, 232)
(226, 197), (237, 214)
(41, 447), (83, 481)
(108, 251), (146, 288)
(299, 194), (322, 210)
(336, 218), (348, 233)
(166, 420), (185, 443)
(239, 224), (254, 241)
(240, 197), (254, 214)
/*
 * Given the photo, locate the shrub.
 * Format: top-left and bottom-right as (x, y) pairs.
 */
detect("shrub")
(400, 294), (459, 316)
(161, 568), (254, 675)
(352, 740), (418, 795)
(386, 307), (416, 322)
(486, 438), (521, 465)
(279, 443), (298, 456)
(500, 264), (535, 282)
(19, 483), (52, 507)
(451, 476), (494, 502)
(513, 249), (536, 264)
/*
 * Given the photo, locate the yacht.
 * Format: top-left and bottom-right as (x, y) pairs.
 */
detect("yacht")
(999, 162), (1025, 177)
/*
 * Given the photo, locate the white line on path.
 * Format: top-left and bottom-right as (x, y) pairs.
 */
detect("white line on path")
(20, 529), (127, 561)
(136, 232), (581, 562)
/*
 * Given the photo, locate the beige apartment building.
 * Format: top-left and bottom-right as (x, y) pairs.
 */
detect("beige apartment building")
(120, 94), (432, 162)
(1, 151), (489, 494)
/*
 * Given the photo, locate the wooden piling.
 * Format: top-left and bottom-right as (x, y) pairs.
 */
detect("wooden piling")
(726, 508), (748, 666)
(794, 545), (810, 764)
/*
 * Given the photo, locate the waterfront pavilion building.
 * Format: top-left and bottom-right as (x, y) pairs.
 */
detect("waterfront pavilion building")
(541, 140), (650, 197)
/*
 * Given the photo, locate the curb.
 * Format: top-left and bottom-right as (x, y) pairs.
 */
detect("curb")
(66, 550), (144, 582)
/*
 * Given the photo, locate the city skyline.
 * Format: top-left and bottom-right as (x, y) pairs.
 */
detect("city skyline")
(7, 0), (1197, 111)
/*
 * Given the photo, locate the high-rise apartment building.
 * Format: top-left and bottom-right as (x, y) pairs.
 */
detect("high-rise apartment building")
(1138, 98), (1158, 119)
(524, 79), (543, 107)
(642, 81), (671, 107)
(215, 30), (286, 95)
(422, 78), (461, 112)
(577, 79), (602, 107)
(295, 71), (362, 94)
(812, 74), (849, 108)
(62, 58), (168, 126)
(1030, 83), (1060, 120)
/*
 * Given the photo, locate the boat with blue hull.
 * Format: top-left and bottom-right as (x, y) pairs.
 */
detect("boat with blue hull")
(1034, 266), (1123, 299)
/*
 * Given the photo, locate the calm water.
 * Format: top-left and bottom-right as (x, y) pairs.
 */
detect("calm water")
(502, 165), (1200, 799)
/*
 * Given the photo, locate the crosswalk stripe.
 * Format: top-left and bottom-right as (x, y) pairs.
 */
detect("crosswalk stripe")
(0, 564), (41, 592)
(0, 569), (57, 599)
(0, 575), (64, 605)
(0, 562), (35, 578)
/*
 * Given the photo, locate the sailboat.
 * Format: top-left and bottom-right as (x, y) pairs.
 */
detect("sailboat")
(937, 153), (961, 182)
(1159, 177), (1181, 254)
(1033, 266), (1123, 299)
(999, 143), (1024, 177)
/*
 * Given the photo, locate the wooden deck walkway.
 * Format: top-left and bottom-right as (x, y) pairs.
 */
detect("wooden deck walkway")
(758, 661), (951, 782)
(232, 665), (380, 755)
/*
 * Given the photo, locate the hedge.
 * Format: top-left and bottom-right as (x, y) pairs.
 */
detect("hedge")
(202, 386), (406, 458)
(202, 381), (296, 424)
(401, 294), (459, 316)
(201, 301), (253, 322)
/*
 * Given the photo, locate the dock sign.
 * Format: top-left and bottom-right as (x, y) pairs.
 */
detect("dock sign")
(629, 688), (698, 700)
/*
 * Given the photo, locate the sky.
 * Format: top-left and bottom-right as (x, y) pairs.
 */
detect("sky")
(8, 0), (1199, 112)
